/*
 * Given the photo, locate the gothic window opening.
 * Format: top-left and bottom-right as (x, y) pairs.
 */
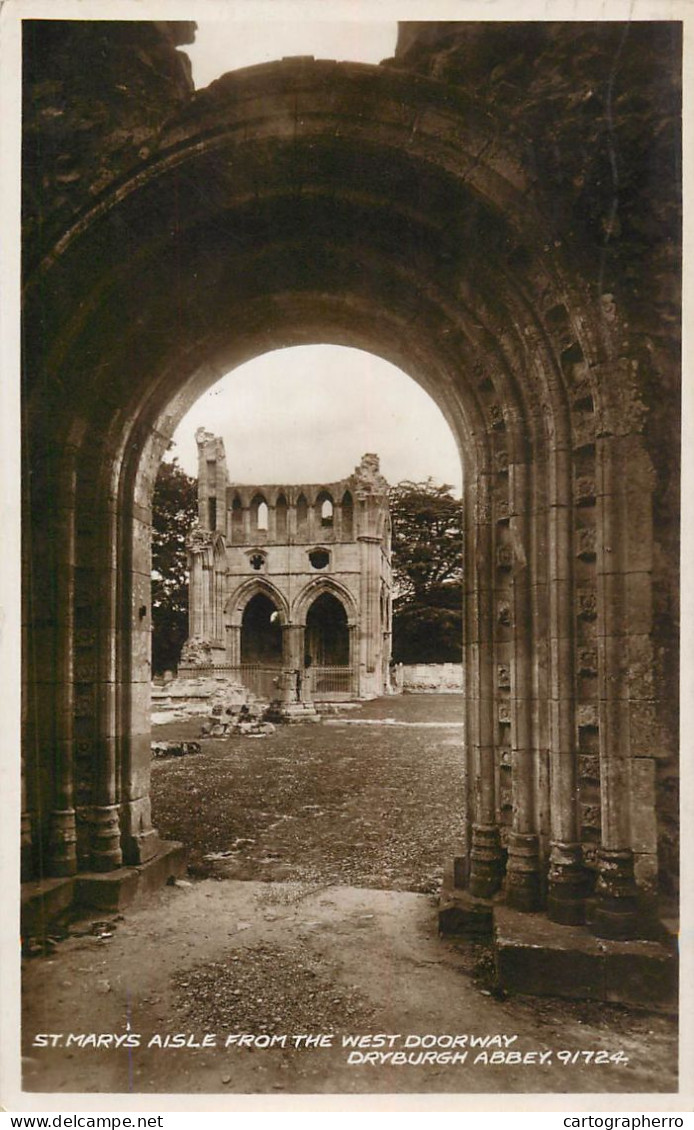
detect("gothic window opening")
(250, 553), (265, 571)
(318, 492), (334, 528)
(251, 494), (268, 533)
(341, 490), (353, 539)
(231, 495), (243, 543)
(276, 494), (288, 539)
(309, 549), (330, 570)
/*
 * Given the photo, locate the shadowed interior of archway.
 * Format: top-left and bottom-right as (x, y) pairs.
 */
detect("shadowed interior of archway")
(241, 593), (283, 666)
(305, 593), (350, 668)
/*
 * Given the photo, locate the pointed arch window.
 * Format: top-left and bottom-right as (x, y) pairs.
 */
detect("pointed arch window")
(296, 493), (308, 537)
(341, 490), (354, 539)
(231, 495), (243, 544)
(317, 491), (334, 528)
(251, 494), (268, 534)
(276, 493), (288, 539)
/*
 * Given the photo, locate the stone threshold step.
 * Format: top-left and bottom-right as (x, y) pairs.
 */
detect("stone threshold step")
(21, 841), (186, 936)
(438, 888), (677, 1012)
(494, 904), (677, 1012)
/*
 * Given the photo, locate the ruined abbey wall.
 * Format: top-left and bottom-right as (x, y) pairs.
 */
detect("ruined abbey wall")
(184, 430), (393, 701)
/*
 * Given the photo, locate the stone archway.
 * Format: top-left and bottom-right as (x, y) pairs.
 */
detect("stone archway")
(304, 592), (352, 701)
(21, 21), (679, 944)
(305, 593), (350, 667)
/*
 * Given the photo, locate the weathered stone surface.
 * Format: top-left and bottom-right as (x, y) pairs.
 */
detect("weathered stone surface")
(494, 905), (676, 1010)
(21, 22), (680, 956)
(438, 888), (494, 938)
(185, 436), (391, 703)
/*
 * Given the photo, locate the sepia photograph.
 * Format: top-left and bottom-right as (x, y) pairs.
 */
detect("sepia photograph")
(2, 0), (689, 1112)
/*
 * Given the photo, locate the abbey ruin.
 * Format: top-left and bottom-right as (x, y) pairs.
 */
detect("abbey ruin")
(182, 429), (393, 704)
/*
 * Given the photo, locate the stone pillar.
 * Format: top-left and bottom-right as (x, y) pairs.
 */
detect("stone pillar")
(187, 531), (216, 645)
(120, 482), (160, 866)
(189, 550), (204, 638)
(547, 444), (590, 924)
(468, 473), (504, 898)
(203, 556), (213, 639)
(48, 445), (79, 877)
(91, 680), (123, 868)
(226, 623), (241, 666)
(89, 486), (123, 872)
(349, 624), (359, 697)
(282, 624), (306, 702)
(591, 435), (639, 938)
(358, 534), (381, 686)
(505, 460), (542, 911)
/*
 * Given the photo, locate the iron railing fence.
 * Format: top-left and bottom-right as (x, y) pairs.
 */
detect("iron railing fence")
(176, 662), (355, 700)
(307, 665), (354, 699)
(177, 663), (283, 700)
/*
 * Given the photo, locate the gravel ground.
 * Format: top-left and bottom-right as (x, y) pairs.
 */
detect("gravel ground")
(172, 941), (375, 1036)
(22, 881), (679, 1097)
(18, 695), (681, 1101)
(151, 694), (468, 892)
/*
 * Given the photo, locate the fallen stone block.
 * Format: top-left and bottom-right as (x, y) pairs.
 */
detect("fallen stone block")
(151, 741), (202, 758)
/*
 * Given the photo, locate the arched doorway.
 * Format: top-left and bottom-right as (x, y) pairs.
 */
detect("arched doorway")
(305, 592), (352, 700)
(21, 22), (679, 942)
(305, 592), (349, 666)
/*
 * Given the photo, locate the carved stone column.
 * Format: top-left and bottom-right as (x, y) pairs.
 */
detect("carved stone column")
(226, 624), (241, 667)
(505, 460), (542, 911)
(547, 445), (590, 924)
(282, 624), (306, 702)
(469, 474), (504, 898)
(349, 624), (359, 698)
(358, 534), (382, 679)
(48, 444), (79, 877)
(89, 489), (122, 872)
(592, 435), (639, 938)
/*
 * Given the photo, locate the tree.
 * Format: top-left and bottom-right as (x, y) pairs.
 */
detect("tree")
(389, 479), (463, 663)
(151, 456), (198, 674)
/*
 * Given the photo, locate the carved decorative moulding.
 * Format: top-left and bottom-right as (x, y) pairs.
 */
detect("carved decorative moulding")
(497, 600), (512, 626)
(575, 476), (597, 506)
(489, 404), (505, 431)
(578, 647), (598, 676)
(495, 450), (509, 475)
(576, 527), (597, 560)
(577, 589), (597, 621)
(497, 544), (514, 570)
(186, 528), (215, 553)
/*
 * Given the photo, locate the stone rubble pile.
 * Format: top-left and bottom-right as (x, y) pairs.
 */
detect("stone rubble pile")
(152, 741), (202, 759)
(200, 687), (279, 738)
(151, 676), (269, 727)
(200, 705), (275, 741)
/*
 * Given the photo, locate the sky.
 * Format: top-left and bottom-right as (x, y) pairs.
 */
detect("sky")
(169, 25), (462, 497)
(180, 20), (397, 89)
(171, 346), (463, 495)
